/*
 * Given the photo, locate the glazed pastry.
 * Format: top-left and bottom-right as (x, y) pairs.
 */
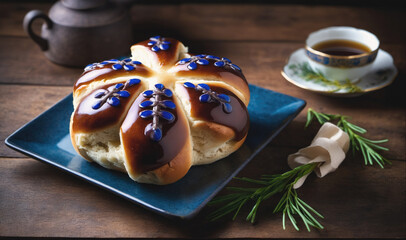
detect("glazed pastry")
(70, 36), (250, 185)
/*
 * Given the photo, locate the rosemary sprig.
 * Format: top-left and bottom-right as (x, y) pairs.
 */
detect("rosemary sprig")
(305, 108), (390, 168)
(209, 109), (390, 230)
(289, 62), (363, 93)
(208, 162), (324, 231)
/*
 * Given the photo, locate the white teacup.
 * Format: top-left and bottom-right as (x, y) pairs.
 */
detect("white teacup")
(305, 26), (380, 82)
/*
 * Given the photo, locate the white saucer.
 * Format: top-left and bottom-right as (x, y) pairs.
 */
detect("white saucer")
(281, 48), (398, 97)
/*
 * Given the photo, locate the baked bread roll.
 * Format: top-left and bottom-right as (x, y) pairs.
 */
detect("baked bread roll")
(70, 36), (250, 185)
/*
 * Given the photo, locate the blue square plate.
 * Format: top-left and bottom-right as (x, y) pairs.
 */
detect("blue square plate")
(5, 84), (305, 219)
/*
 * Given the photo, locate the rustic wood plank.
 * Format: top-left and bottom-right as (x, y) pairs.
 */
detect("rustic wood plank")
(1, 40), (405, 150)
(0, 85), (71, 158)
(1, 36), (404, 87)
(1, 81), (405, 160)
(0, 2), (50, 37)
(1, 75), (405, 161)
(131, 4), (406, 44)
(1, 3), (405, 44)
(1, 2), (405, 238)
(0, 37), (83, 86)
(1, 150), (404, 238)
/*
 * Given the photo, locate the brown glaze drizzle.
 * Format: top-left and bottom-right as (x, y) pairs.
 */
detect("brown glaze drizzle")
(72, 38), (250, 176)
(179, 83), (249, 141)
(72, 81), (142, 133)
(170, 56), (249, 100)
(120, 91), (188, 174)
(135, 37), (180, 68)
(74, 63), (151, 91)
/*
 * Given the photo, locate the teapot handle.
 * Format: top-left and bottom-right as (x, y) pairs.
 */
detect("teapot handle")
(23, 10), (53, 51)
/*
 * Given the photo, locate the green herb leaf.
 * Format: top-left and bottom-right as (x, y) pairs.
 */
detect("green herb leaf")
(208, 163), (323, 231)
(305, 108), (391, 168)
(208, 108), (389, 231)
(289, 62), (363, 93)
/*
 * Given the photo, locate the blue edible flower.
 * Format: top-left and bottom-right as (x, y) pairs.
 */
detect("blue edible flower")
(182, 81), (233, 113)
(138, 83), (177, 142)
(176, 54), (242, 72)
(91, 78), (140, 110)
(148, 36), (171, 52)
(84, 58), (142, 72)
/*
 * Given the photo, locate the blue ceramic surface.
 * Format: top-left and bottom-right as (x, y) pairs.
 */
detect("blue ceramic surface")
(5, 84), (305, 219)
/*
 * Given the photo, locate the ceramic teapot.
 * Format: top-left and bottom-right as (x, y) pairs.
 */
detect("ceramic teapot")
(23, 0), (133, 67)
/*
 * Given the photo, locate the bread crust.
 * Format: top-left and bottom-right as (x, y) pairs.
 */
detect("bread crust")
(128, 130), (192, 185)
(191, 121), (247, 165)
(70, 37), (250, 185)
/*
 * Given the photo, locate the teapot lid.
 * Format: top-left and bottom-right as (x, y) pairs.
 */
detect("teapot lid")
(61, 0), (107, 10)
(49, 0), (127, 27)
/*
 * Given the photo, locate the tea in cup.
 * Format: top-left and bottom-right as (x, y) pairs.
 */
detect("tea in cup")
(305, 26), (380, 82)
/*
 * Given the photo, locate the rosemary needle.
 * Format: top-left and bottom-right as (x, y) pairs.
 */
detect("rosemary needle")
(209, 109), (390, 231)
(305, 108), (390, 168)
(288, 63), (363, 93)
(208, 162), (324, 231)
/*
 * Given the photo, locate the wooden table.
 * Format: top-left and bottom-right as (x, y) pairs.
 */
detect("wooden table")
(1, 1), (405, 238)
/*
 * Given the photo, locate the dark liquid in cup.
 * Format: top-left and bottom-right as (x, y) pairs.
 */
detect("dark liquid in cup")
(312, 39), (371, 56)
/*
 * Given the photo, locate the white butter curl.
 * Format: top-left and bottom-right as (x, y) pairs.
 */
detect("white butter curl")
(288, 122), (350, 189)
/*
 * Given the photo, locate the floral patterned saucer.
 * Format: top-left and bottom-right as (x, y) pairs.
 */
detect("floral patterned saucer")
(281, 48), (397, 97)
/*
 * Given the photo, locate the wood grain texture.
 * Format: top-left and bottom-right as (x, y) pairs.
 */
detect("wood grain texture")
(2, 3), (405, 43)
(0, 152), (404, 238)
(1, 1), (405, 238)
(0, 85), (71, 158)
(132, 4), (406, 44)
(1, 83), (404, 160)
(0, 37), (83, 86)
(1, 37), (405, 87)
(0, 2), (50, 37)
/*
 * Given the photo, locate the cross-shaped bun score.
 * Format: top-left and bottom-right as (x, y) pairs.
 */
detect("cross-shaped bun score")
(70, 37), (250, 185)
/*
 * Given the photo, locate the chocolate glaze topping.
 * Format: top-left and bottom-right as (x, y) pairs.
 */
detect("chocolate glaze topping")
(170, 55), (249, 100)
(72, 37), (250, 176)
(120, 87), (189, 174)
(72, 80), (142, 133)
(74, 62), (151, 91)
(135, 37), (181, 68)
(179, 83), (249, 141)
